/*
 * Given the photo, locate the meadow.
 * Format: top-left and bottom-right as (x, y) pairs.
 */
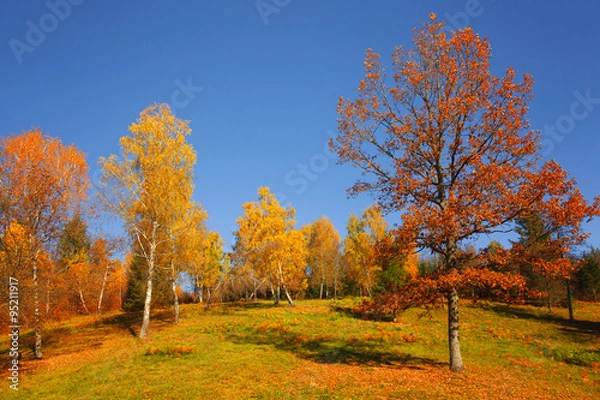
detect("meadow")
(2, 299), (599, 399)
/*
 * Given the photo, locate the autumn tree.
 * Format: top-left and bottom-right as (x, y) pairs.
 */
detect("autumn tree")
(58, 214), (93, 314)
(0, 129), (89, 358)
(163, 203), (208, 322)
(90, 237), (121, 315)
(99, 103), (196, 338)
(200, 231), (231, 309)
(342, 205), (388, 297)
(304, 216), (341, 299)
(330, 15), (599, 372)
(509, 181), (600, 319)
(373, 233), (419, 291)
(576, 248), (600, 302)
(234, 187), (307, 307)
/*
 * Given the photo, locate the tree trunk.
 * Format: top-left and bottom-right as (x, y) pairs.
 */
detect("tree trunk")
(283, 285), (295, 307)
(139, 222), (158, 339)
(319, 279), (324, 300)
(46, 278), (51, 318)
(139, 271), (153, 338)
(364, 257), (374, 297)
(205, 278), (225, 311)
(119, 269), (123, 310)
(333, 268), (338, 302)
(79, 289), (90, 315)
(275, 285), (281, 305)
(252, 280), (258, 301)
(448, 288), (464, 373)
(97, 263), (110, 315)
(566, 277), (574, 322)
(171, 259), (180, 323)
(32, 248), (43, 359)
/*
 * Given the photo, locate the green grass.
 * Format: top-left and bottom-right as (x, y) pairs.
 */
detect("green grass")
(2, 299), (599, 399)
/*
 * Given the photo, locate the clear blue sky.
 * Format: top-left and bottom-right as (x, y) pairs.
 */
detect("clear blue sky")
(1, 0), (599, 251)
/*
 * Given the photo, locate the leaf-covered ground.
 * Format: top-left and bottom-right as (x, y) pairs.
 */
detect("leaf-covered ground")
(2, 299), (599, 399)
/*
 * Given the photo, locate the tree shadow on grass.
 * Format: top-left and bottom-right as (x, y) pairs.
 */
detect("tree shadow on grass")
(482, 303), (600, 339)
(99, 309), (173, 337)
(0, 310), (176, 372)
(225, 328), (443, 370)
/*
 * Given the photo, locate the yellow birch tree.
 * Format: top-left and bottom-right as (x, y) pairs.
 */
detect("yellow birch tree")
(99, 103), (196, 338)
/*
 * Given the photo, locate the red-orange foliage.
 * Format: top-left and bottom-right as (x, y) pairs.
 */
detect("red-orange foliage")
(513, 174), (600, 280)
(0, 128), (89, 358)
(330, 14), (600, 372)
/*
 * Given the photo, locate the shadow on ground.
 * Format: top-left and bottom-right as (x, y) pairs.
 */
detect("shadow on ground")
(482, 303), (600, 338)
(225, 325), (442, 370)
(100, 310), (173, 337)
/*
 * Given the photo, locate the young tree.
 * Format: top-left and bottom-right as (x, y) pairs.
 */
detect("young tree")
(0, 129), (88, 359)
(234, 187), (307, 306)
(201, 231), (230, 310)
(330, 15), (599, 372)
(99, 103), (196, 338)
(342, 205), (388, 297)
(90, 237), (120, 315)
(58, 214), (92, 314)
(577, 248), (600, 302)
(305, 216), (341, 299)
(166, 203), (207, 322)
(510, 184), (600, 319)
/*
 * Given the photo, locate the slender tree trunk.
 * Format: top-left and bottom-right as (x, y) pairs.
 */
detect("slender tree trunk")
(139, 222), (158, 339)
(448, 288), (464, 373)
(170, 259), (180, 323)
(319, 279), (324, 300)
(97, 263), (110, 315)
(269, 281), (276, 304)
(45, 278), (51, 319)
(566, 277), (574, 322)
(364, 257), (374, 297)
(276, 285), (281, 305)
(119, 269), (123, 310)
(32, 247), (43, 359)
(283, 285), (295, 307)
(205, 279), (225, 310)
(333, 268), (338, 302)
(79, 289), (90, 315)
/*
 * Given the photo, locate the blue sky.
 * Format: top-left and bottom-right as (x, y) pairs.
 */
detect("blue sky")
(1, 0), (599, 252)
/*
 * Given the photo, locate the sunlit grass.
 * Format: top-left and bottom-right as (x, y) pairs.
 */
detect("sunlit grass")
(2, 299), (599, 399)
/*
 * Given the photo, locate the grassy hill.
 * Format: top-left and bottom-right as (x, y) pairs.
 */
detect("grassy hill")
(2, 299), (599, 399)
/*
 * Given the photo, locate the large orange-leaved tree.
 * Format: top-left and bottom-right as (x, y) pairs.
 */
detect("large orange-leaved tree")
(0, 129), (89, 359)
(330, 14), (599, 372)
